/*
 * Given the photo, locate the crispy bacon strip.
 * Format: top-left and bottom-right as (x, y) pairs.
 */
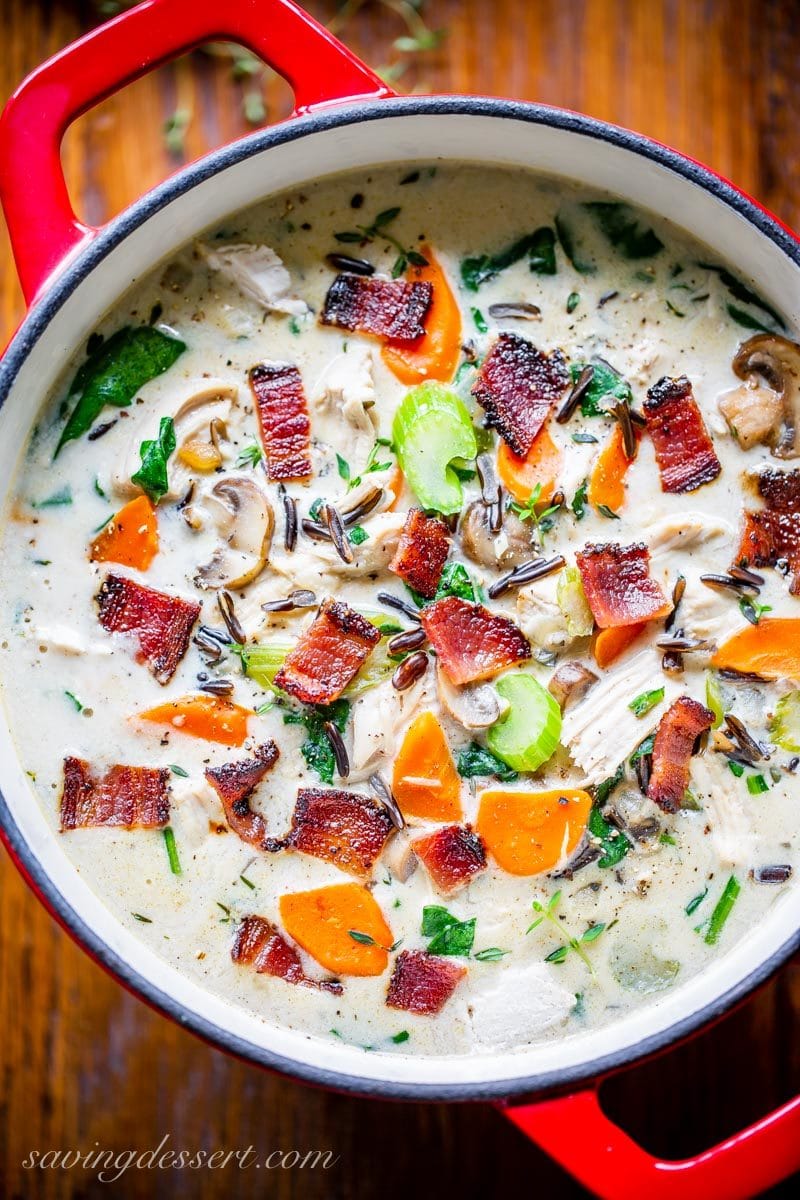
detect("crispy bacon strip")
(644, 376), (721, 493)
(265, 787), (394, 878)
(420, 596), (531, 685)
(471, 333), (568, 457)
(232, 915), (343, 994)
(60, 756), (169, 830)
(320, 274), (432, 342)
(576, 542), (671, 629)
(96, 573), (199, 684)
(248, 362), (312, 481)
(413, 825), (487, 895)
(389, 508), (450, 598)
(204, 742), (279, 847)
(648, 696), (714, 813)
(386, 950), (466, 1015)
(737, 469), (800, 594)
(274, 598), (380, 704)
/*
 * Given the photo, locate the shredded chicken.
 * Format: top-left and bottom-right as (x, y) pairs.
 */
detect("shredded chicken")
(312, 346), (378, 463)
(466, 958), (574, 1049)
(200, 243), (308, 315)
(33, 625), (112, 657)
(718, 382), (784, 450)
(515, 587), (571, 652)
(350, 675), (432, 778)
(692, 757), (755, 867)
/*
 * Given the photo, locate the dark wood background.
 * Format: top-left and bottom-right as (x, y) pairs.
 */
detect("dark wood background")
(1, 1), (799, 1196)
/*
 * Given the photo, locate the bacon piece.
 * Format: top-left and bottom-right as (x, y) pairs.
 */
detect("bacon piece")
(576, 542), (671, 629)
(413, 825), (487, 895)
(232, 915), (343, 994)
(265, 787), (393, 878)
(737, 469), (800, 594)
(389, 508), (450, 598)
(248, 362), (312, 481)
(274, 598), (380, 704)
(420, 596), (531, 685)
(386, 950), (466, 1015)
(96, 573), (199, 683)
(60, 756), (169, 830)
(648, 696), (714, 813)
(644, 376), (721, 493)
(320, 274), (432, 342)
(204, 742), (279, 847)
(472, 333), (569, 457)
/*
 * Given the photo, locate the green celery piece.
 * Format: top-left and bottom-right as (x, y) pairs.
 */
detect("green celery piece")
(487, 674), (562, 773)
(705, 672), (725, 730)
(239, 643), (292, 690)
(392, 382), (477, 514)
(769, 689), (800, 752)
(556, 566), (593, 637)
(56, 326), (186, 455)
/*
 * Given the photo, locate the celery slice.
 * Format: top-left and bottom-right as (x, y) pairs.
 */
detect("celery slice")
(392, 382), (478, 514)
(705, 672), (725, 730)
(770, 689), (800, 752)
(556, 566), (594, 637)
(487, 673), (562, 772)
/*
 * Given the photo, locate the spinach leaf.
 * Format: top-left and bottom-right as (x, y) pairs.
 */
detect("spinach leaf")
(131, 417), (176, 502)
(570, 359), (632, 417)
(584, 201), (664, 259)
(457, 742), (518, 783)
(434, 561), (477, 602)
(726, 304), (778, 333)
(421, 905), (457, 937)
(588, 805), (632, 869)
(460, 226), (556, 290)
(594, 761), (625, 806)
(284, 699), (350, 784)
(698, 262), (785, 331)
(420, 904), (477, 956)
(56, 326), (186, 454)
(555, 213), (596, 275)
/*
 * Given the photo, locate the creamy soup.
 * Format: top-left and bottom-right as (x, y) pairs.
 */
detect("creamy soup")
(1, 163), (798, 1057)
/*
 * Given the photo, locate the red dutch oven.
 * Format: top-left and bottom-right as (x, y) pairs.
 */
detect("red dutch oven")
(1, 2), (799, 1195)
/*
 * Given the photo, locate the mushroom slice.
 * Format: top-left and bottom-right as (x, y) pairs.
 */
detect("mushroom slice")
(194, 475), (274, 590)
(731, 333), (800, 458)
(547, 661), (598, 711)
(436, 665), (508, 730)
(460, 500), (533, 570)
(113, 380), (239, 501)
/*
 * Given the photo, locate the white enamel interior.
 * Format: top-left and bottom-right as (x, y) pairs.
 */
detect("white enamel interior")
(2, 108), (800, 1095)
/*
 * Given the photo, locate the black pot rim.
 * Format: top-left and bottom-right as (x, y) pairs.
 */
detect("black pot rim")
(1, 94), (799, 1103)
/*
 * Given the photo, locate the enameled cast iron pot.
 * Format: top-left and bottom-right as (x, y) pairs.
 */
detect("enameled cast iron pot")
(1, 1), (799, 1194)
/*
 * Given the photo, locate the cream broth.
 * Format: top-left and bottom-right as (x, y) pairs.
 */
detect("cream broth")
(1, 163), (797, 1057)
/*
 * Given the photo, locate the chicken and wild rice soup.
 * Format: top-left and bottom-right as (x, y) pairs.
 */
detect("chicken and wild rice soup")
(2, 163), (799, 1055)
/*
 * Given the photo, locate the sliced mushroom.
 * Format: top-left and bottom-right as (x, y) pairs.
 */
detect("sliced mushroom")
(193, 475), (274, 590)
(730, 333), (800, 458)
(436, 666), (509, 730)
(113, 380), (239, 501)
(608, 785), (661, 846)
(459, 500), (533, 569)
(548, 661), (599, 711)
(383, 834), (418, 883)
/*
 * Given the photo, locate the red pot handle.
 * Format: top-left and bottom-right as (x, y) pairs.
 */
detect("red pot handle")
(0, 0), (391, 303)
(499, 1086), (800, 1199)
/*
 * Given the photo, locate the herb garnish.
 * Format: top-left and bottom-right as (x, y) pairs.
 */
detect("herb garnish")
(571, 479), (589, 520)
(131, 416), (176, 502)
(747, 773), (769, 795)
(348, 929), (401, 952)
(508, 482), (561, 542)
(163, 826), (182, 876)
(344, 437), (393, 492)
(596, 503), (620, 520)
(334, 207), (427, 278)
(566, 291), (580, 314)
(32, 487), (72, 509)
(527, 891), (608, 972)
(473, 947), (510, 962)
(628, 687), (665, 718)
(169, 764), (189, 778)
(460, 226), (556, 290)
(696, 874), (740, 945)
(685, 887), (708, 916)
(583, 201), (664, 259)
(236, 442), (263, 469)
(239, 872), (256, 890)
(64, 690), (84, 712)
(697, 263), (785, 332)
(728, 760), (745, 778)
(457, 742), (518, 783)
(471, 307), (488, 333)
(56, 326), (185, 454)
(421, 905), (476, 957)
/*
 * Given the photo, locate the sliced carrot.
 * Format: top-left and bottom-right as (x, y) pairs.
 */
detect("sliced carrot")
(587, 424), (638, 513)
(381, 247), (461, 385)
(711, 619), (800, 680)
(593, 622), (647, 668)
(280, 883), (393, 976)
(476, 788), (591, 876)
(89, 495), (158, 571)
(391, 711), (463, 821)
(136, 694), (253, 746)
(497, 425), (563, 505)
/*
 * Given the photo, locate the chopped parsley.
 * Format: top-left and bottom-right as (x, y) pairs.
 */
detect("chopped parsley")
(163, 826), (182, 876)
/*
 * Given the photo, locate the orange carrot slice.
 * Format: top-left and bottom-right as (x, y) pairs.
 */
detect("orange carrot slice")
(392, 711), (463, 821)
(476, 788), (591, 876)
(89, 495), (158, 571)
(497, 425), (563, 505)
(280, 883), (393, 976)
(136, 694), (253, 746)
(711, 619), (800, 680)
(587, 424), (638, 513)
(382, 247), (461, 385)
(593, 622), (647, 668)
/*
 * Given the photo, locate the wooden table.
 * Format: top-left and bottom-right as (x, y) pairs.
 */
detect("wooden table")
(1, 1), (799, 1195)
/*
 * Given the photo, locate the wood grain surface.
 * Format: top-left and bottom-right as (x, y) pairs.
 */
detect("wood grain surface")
(1, 1), (799, 1196)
